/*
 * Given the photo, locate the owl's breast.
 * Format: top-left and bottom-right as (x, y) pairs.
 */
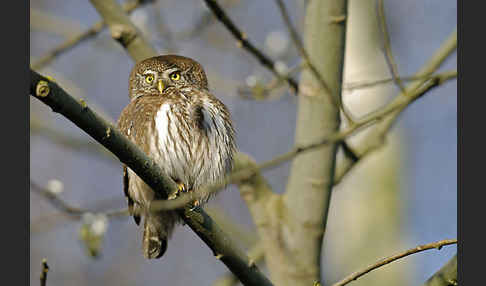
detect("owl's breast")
(152, 102), (234, 190)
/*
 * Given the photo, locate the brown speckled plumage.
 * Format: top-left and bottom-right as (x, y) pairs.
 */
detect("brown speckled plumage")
(117, 55), (236, 259)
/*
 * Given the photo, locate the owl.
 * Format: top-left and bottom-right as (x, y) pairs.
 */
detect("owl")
(117, 55), (236, 259)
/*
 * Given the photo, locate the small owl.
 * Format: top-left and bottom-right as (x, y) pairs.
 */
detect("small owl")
(117, 55), (236, 259)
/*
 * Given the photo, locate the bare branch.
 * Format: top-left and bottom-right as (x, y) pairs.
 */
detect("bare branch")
(334, 29), (456, 183)
(202, 0), (298, 92)
(377, 0), (406, 92)
(31, 0), (154, 70)
(343, 73), (454, 91)
(30, 69), (273, 286)
(335, 70), (457, 184)
(276, 1), (347, 284)
(30, 180), (129, 219)
(332, 239), (458, 286)
(213, 242), (265, 286)
(274, 0), (355, 123)
(30, 118), (117, 162)
(31, 180), (85, 218)
(89, 0), (158, 61)
(175, 0), (241, 40)
(237, 61), (305, 100)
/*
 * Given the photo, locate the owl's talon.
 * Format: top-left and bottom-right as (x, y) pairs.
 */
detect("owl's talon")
(178, 183), (188, 193)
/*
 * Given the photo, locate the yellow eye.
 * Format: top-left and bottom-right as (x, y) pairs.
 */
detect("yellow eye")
(170, 72), (181, 81)
(145, 74), (154, 83)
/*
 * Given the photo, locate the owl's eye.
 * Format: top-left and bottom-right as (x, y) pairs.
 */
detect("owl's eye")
(170, 72), (181, 81)
(145, 74), (154, 84)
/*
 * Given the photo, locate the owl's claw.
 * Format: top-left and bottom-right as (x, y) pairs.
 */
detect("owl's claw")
(168, 183), (187, 200)
(168, 183), (199, 209)
(178, 183), (188, 193)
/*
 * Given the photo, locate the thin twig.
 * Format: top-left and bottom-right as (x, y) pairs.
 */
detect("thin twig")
(202, 0), (298, 93)
(174, 0), (241, 40)
(30, 180), (129, 219)
(343, 73), (455, 91)
(237, 61), (305, 100)
(274, 0), (355, 123)
(332, 239), (458, 286)
(377, 0), (406, 93)
(334, 71), (457, 185)
(31, 0), (154, 70)
(40, 258), (49, 286)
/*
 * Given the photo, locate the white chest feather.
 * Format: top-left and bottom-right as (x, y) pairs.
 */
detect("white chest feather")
(152, 102), (232, 189)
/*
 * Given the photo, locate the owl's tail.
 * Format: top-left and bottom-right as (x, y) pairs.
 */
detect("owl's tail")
(142, 215), (168, 259)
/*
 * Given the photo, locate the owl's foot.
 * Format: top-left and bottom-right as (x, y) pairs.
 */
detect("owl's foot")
(168, 183), (187, 200)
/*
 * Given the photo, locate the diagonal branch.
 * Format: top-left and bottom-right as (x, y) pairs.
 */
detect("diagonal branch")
(30, 180), (128, 219)
(334, 28), (457, 183)
(274, 0), (355, 123)
(30, 70), (273, 286)
(31, 0), (155, 70)
(332, 239), (457, 286)
(377, 0), (406, 92)
(202, 0), (299, 92)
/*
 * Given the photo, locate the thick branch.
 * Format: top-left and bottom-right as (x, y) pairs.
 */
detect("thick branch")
(277, 1), (347, 285)
(89, 0), (158, 62)
(332, 239), (457, 286)
(30, 70), (272, 286)
(422, 254), (457, 286)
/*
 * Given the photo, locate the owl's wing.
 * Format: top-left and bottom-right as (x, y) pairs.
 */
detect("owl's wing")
(117, 103), (142, 225)
(123, 165), (140, 225)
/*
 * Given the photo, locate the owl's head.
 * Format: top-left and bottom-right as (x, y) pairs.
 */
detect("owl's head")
(128, 55), (209, 100)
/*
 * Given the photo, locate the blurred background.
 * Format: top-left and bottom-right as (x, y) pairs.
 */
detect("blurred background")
(30, 0), (457, 285)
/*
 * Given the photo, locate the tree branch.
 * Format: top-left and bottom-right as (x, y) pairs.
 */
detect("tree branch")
(202, 0), (299, 93)
(30, 179), (128, 219)
(422, 254), (457, 286)
(274, 0), (355, 124)
(213, 242), (265, 286)
(334, 28), (457, 183)
(272, 1), (347, 285)
(332, 239), (457, 286)
(30, 70), (273, 286)
(89, 0), (159, 62)
(377, 0), (406, 92)
(31, 0), (154, 70)
(343, 73), (452, 91)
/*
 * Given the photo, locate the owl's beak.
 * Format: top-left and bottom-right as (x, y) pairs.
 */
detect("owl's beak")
(157, 79), (164, 94)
